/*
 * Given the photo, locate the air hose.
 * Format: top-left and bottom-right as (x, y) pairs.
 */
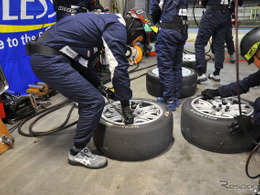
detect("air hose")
(28, 102), (77, 136)
(129, 63), (157, 74)
(245, 145), (260, 179)
(17, 99), (77, 137)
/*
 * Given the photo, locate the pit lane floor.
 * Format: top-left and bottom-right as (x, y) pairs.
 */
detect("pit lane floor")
(0, 28), (259, 195)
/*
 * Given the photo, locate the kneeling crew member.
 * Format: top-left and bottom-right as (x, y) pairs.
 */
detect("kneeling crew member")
(201, 27), (260, 135)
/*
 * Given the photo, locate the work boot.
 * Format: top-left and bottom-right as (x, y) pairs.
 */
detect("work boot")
(157, 97), (165, 103)
(157, 97), (179, 111)
(173, 99), (180, 107)
(168, 102), (176, 111)
(68, 146), (108, 169)
(208, 73), (220, 82)
(230, 54), (235, 63)
(197, 73), (207, 83)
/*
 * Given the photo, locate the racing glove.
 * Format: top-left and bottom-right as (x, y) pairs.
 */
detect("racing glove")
(228, 115), (254, 135)
(121, 100), (134, 124)
(98, 85), (116, 100)
(201, 89), (219, 100)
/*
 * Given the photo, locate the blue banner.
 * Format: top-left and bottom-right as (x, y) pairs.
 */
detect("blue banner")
(0, 0), (56, 95)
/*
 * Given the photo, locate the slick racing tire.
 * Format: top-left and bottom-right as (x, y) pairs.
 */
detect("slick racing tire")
(146, 67), (197, 98)
(93, 98), (173, 161)
(182, 54), (197, 72)
(181, 96), (260, 153)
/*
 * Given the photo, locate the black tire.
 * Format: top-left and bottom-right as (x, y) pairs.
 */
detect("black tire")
(182, 54), (197, 72)
(146, 68), (162, 97)
(181, 67), (197, 98)
(146, 67), (197, 98)
(93, 98), (174, 161)
(181, 96), (260, 153)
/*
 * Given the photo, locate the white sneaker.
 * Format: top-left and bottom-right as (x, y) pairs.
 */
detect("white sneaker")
(208, 73), (220, 82)
(197, 73), (207, 83)
(230, 55), (235, 63)
(68, 146), (108, 169)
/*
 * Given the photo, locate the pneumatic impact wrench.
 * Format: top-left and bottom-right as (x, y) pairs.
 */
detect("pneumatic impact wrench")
(98, 85), (134, 124)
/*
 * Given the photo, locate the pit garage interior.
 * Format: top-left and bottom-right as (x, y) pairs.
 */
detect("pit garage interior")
(0, 1), (260, 195)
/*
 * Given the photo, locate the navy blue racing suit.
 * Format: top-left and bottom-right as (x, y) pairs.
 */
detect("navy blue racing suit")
(30, 13), (132, 145)
(195, 0), (230, 74)
(150, 0), (189, 102)
(224, 15), (235, 56)
(211, 0), (243, 57)
(53, 0), (95, 21)
(218, 70), (260, 127)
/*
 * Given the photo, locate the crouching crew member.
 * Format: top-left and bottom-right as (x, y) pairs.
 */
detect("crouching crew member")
(26, 12), (148, 169)
(201, 27), (260, 135)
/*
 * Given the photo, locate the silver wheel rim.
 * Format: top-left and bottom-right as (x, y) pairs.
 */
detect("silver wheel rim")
(152, 67), (192, 77)
(191, 96), (254, 119)
(182, 67), (193, 77)
(152, 68), (159, 75)
(102, 99), (164, 125)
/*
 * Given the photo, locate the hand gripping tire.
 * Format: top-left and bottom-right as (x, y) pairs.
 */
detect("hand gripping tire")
(146, 67), (197, 98)
(181, 96), (260, 153)
(93, 98), (173, 161)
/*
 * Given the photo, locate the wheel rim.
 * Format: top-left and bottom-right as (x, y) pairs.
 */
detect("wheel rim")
(102, 99), (164, 125)
(191, 96), (254, 119)
(182, 67), (193, 77)
(152, 68), (159, 75)
(152, 67), (192, 77)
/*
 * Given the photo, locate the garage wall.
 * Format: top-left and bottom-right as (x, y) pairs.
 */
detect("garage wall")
(0, 1), (55, 95)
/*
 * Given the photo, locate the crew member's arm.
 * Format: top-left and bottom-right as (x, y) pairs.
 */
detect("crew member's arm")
(201, 70), (260, 99)
(102, 21), (134, 124)
(218, 70), (260, 97)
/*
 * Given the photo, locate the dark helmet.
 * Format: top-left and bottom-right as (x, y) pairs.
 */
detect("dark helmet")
(240, 26), (260, 64)
(124, 8), (158, 46)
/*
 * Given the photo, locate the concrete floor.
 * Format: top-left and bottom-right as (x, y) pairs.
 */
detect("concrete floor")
(1, 29), (260, 195)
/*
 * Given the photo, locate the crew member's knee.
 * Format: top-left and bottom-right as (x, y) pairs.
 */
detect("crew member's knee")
(96, 95), (105, 111)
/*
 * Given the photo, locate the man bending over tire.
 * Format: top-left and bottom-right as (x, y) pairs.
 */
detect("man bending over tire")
(26, 11), (150, 169)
